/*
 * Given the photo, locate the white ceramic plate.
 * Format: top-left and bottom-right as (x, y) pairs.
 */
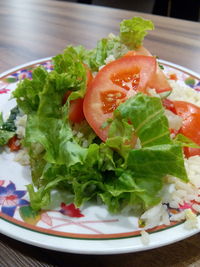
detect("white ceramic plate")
(0, 58), (200, 255)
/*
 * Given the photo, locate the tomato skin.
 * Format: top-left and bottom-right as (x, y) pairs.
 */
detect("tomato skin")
(124, 46), (172, 93)
(184, 147), (200, 158)
(162, 98), (177, 114)
(83, 55), (156, 141)
(63, 66), (93, 123)
(123, 46), (152, 57)
(85, 65), (93, 87)
(173, 101), (200, 158)
(62, 92), (85, 123)
(148, 68), (172, 93)
(163, 100), (200, 158)
(169, 73), (178, 81)
(68, 98), (85, 123)
(8, 135), (21, 151)
(174, 101), (200, 145)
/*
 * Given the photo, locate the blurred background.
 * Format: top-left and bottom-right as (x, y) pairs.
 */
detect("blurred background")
(59, 0), (200, 21)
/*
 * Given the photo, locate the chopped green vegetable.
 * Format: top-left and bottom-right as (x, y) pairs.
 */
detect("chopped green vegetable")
(185, 77), (195, 86)
(1, 106), (19, 132)
(0, 107), (19, 146)
(0, 130), (15, 146)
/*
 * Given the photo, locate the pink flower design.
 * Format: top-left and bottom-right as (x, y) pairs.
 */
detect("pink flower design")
(0, 88), (10, 94)
(179, 202), (193, 210)
(41, 212), (53, 226)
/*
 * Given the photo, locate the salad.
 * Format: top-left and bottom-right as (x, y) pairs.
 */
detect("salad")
(1, 17), (200, 226)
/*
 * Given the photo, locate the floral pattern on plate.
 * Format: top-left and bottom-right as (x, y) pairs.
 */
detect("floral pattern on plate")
(0, 181), (29, 217)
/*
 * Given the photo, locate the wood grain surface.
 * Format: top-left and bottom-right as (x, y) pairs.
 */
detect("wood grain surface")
(0, 0), (200, 266)
(0, 0), (200, 74)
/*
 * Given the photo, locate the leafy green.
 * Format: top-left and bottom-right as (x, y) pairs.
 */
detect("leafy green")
(12, 46), (90, 211)
(13, 67), (48, 114)
(116, 93), (171, 147)
(52, 46), (86, 98)
(87, 37), (128, 72)
(25, 93), (188, 212)
(101, 170), (163, 212)
(112, 93), (188, 179)
(106, 117), (134, 159)
(0, 108), (19, 146)
(25, 115), (87, 166)
(120, 17), (154, 49)
(99, 94), (188, 211)
(173, 133), (200, 148)
(57, 17), (154, 73)
(72, 121), (96, 147)
(127, 144), (188, 181)
(85, 17), (154, 71)
(1, 106), (19, 132)
(0, 129), (14, 146)
(27, 184), (51, 211)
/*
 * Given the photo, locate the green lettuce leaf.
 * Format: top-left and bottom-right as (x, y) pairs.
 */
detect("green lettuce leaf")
(116, 93), (171, 147)
(27, 184), (51, 211)
(13, 67), (48, 114)
(120, 17), (154, 49)
(127, 144), (188, 181)
(27, 93), (188, 212)
(25, 115), (87, 166)
(88, 37), (128, 72)
(106, 117), (134, 159)
(52, 46), (86, 97)
(102, 169), (163, 212)
(27, 173), (71, 211)
(173, 133), (200, 148)
(0, 130), (14, 146)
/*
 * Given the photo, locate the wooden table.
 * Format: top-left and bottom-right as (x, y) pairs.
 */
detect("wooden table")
(0, 0), (200, 266)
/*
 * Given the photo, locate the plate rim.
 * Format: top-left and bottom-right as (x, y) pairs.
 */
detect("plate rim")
(0, 58), (200, 80)
(0, 58), (200, 255)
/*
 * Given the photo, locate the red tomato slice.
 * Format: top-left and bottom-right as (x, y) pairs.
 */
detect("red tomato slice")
(148, 68), (172, 93)
(173, 101), (200, 158)
(162, 98), (177, 114)
(68, 98), (85, 123)
(124, 46), (172, 93)
(83, 55), (156, 141)
(8, 135), (21, 151)
(123, 46), (152, 57)
(63, 66), (93, 123)
(85, 64), (93, 87)
(184, 147), (200, 158)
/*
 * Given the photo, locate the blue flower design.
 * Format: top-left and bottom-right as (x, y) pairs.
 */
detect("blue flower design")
(10, 69), (33, 81)
(0, 182), (29, 217)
